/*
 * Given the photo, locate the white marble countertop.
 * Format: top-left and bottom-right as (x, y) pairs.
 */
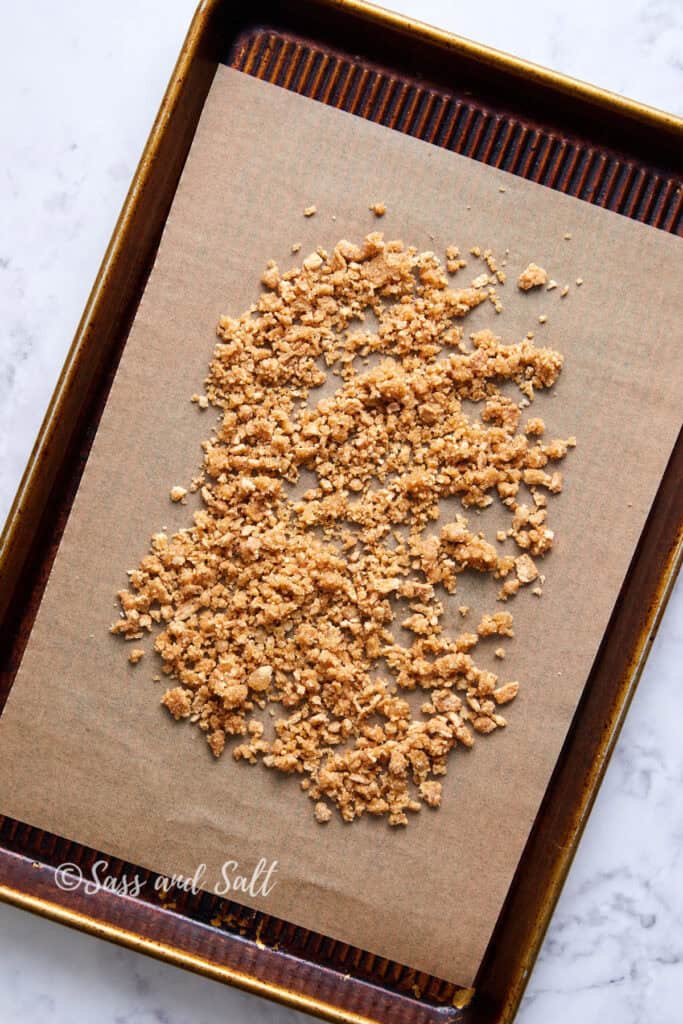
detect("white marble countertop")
(1, 2), (681, 1022)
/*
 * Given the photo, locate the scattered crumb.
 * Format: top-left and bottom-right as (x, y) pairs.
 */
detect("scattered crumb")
(419, 780), (442, 808)
(445, 245), (467, 274)
(560, 285), (569, 297)
(492, 681), (519, 704)
(314, 802), (332, 823)
(498, 186), (507, 193)
(452, 988), (476, 1010)
(576, 277), (583, 286)
(291, 242), (302, 253)
(515, 554), (539, 584)
(128, 648), (145, 665)
(517, 263), (548, 290)
(524, 417), (545, 436)
(563, 233), (572, 240)
(303, 205), (317, 217)
(538, 314), (547, 324)
(494, 648), (506, 659)
(546, 280), (558, 291)
(370, 202), (386, 216)
(531, 586), (543, 597)
(112, 230), (574, 827)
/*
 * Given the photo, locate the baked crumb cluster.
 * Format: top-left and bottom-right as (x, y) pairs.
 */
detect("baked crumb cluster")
(112, 232), (575, 826)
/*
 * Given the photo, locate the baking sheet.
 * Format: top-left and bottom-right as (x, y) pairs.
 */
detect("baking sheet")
(0, 66), (681, 986)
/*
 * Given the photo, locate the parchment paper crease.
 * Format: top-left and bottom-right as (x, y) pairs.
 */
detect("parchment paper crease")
(0, 67), (681, 985)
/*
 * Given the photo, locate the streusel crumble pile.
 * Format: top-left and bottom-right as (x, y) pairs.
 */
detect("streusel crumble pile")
(112, 232), (575, 826)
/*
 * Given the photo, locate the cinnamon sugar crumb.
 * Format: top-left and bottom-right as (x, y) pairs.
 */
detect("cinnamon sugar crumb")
(112, 230), (575, 827)
(314, 802), (332, 823)
(517, 263), (548, 290)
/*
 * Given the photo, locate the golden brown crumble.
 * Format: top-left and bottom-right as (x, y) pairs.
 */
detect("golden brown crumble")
(517, 263), (548, 291)
(370, 202), (387, 217)
(303, 205), (317, 217)
(112, 232), (574, 826)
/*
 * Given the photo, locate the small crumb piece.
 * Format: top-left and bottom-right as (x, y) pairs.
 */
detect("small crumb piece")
(261, 260), (280, 289)
(314, 802), (332, 823)
(563, 232), (572, 240)
(169, 486), (187, 503)
(576, 277), (584, 286)
(128, 648), (144, 665)
(303, 205), (317, 217)
(560, 285), (569, 297)
(518, 263), (548, 290)
(498, 185), (507, 193)
(161, 686), (192, 720)
(494, 647), (506, 659)
(458, 605), (470, 617)
(532, 586), (543, 596)
(303, 252), (323, 271)
(524, 417), (545, 436)
(419, 780), (442, 808)
(538, 314), (548, 324)
(493, 681), (519, 704)
(291, 242), (301, 253)
(478, 611), (514, 638)
(546, 280), (558, 291)
(369, 202), (386, 216)
(248, 665), (273, 692)
(515, 554), (539, 584)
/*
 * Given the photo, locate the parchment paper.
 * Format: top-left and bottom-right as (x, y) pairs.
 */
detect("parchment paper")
(0, 67), (681, 986)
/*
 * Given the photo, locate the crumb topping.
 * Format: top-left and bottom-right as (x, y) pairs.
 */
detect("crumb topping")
(112, 232), (575, 826)
(517, 263), (548, 291)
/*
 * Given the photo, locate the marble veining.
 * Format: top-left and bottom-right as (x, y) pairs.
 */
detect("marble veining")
(1, 1), (681, 1021)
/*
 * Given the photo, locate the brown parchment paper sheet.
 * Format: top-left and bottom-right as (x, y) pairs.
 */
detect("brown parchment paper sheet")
(0, 66), (681, 986)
